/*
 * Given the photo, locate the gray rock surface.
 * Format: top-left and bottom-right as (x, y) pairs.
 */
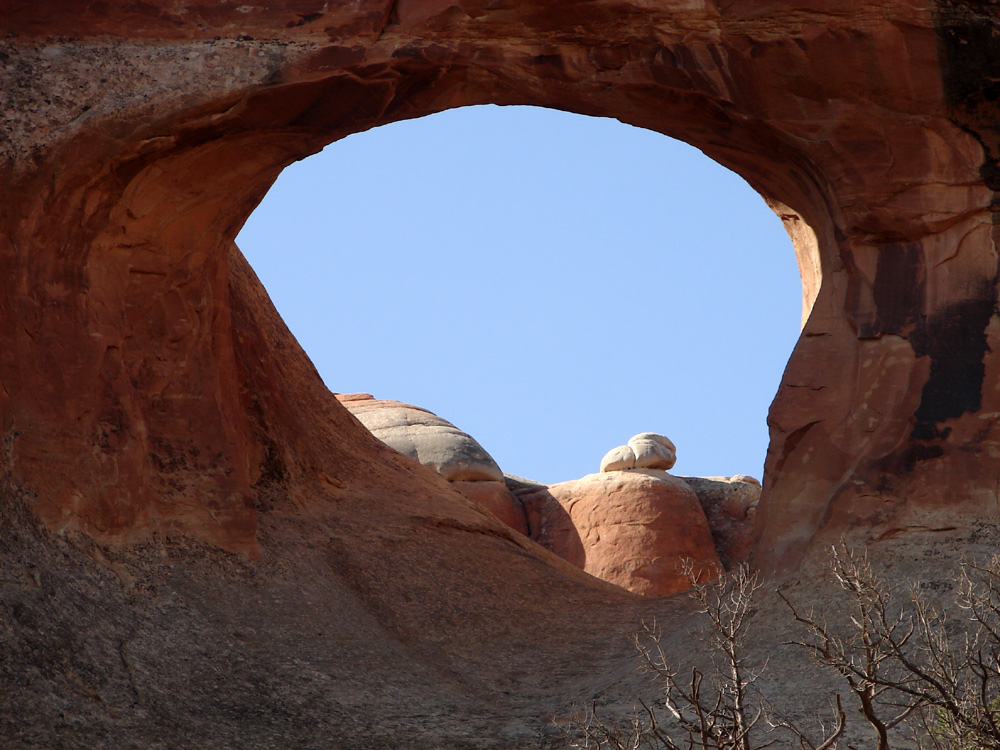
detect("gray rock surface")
(680, 475), (761, 568)
(502, 473), (547, 493)
(339, 395), (504, 483)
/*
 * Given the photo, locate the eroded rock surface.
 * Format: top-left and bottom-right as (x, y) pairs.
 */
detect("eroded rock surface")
(600, 444), (638, 473)
(529, 434), (756, 590)
(4, 0), (1000, 747)
(628, 433), (678, 470)
(343, 414), (733, 593)
(337, 394), (504, 483)
(600, 433), (678, 472)
(338, 394), (527, 534)
(3, 0), (998, 570)
(515, 470), (722, 597)
(681, 475), (761, 569)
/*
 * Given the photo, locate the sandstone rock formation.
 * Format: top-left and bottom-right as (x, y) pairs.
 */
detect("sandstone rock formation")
(4, 0), (999, 574)
(337, 394), (527, 534)
(681, 475), (761, 569)
(451, 479), (527, 535)
(5, 0), (1000, 747)
(551, 434), (759, 587)
(514, 470), (722, 596)
(600, 444), (638, 473)
(337, 394), (504, 483)
(628, 433), (678, 470)
(600, 433), (677, 473)
(340, 413), (737, 594)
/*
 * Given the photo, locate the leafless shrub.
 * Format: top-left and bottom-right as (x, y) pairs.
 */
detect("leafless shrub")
(559, 546), (1000, 749)
(781, 545), (1000, 750)
(559, 564), (844, 750)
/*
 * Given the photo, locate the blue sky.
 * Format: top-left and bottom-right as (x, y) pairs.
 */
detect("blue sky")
(237, 104), (802, 485)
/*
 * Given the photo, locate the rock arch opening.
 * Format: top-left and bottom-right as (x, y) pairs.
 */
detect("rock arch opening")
(7, 4), (990, 583)
(236, 104), (803, 486)
(8, 8), (1000, 745)
(235, 103), (807, 595)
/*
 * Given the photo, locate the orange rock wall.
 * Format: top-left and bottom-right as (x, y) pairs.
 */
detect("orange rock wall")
(2, 1), (1000, 573)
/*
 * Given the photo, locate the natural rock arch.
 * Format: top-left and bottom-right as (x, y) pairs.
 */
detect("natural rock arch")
(5, 2), (997, 574)
(4, 2), (1000, 746)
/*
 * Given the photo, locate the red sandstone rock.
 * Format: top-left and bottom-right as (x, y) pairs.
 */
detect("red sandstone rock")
(5, 1), (1000, 745)
(515, 471), (722, 596)
(452, 480), (528, 536)
(2, 0), (998, 574)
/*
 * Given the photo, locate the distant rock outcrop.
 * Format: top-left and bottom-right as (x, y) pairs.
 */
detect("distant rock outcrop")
(514, 470), (722, 597)
(600, 433), (677, 472)
(342, 412), (740, 596)
(337, 394), (527, 535)
(599, 444), (638, 472)
(595, 433), (759, 570)
(337, 393), (503, 482)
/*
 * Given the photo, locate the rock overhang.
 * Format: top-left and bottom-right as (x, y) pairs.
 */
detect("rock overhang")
(0, 7), (1000, 742)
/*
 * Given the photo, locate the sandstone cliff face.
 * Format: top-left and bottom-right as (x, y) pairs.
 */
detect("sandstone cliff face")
(3, 1), (1000, 747)
(4, 1), (999, 572)
(3, 0), (998, 569)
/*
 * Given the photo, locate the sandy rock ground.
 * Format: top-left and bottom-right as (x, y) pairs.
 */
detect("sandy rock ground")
(3, 473), (997, 748)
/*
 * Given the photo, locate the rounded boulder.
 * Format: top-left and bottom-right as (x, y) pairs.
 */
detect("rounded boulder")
(513, 470), (722, 596)
(338, 395), (503, 482)
(627, 433), (677, 470)
(599, 444), (636, 472)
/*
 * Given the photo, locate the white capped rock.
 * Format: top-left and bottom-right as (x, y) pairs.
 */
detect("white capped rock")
(627, 432), (676, 470)
(599, 444), (636, 472)
(338, 396), (503, 483)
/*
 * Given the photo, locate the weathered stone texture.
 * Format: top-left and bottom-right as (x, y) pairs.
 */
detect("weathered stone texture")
(337, 395), (505, 483)
(681, 475), (760, 569)
(4, 1), (999, 567)
(337, 394), (528, 534)
(4, 0), (1000, 746)
(515, 470), (723, 596)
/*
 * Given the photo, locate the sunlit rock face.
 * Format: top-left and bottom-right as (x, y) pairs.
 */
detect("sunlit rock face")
(4, 0), (998, 571)
(600, 433), (677, 473)
(335, 403), (727, 595)
(3, 1), (1000, 746)
(337, 394), (506, 483)
(514, 470), (723, 596)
